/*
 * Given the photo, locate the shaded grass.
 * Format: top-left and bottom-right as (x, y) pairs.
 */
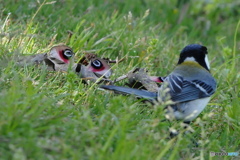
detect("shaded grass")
(0, 0), (240, 159)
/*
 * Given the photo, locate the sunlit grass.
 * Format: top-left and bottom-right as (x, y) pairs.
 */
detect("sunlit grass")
(0, 0), (239, 159)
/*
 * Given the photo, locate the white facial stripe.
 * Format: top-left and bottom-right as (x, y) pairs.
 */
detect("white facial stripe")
(184, 57), (196, 62)
(49, 49), (60, 59)
(94, 69), (112, 78)
(49, 48), (64, 63)
(204, 55), (210, 70)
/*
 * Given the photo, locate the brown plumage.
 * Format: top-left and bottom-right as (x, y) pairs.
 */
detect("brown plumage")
(16, 45), (112, 83)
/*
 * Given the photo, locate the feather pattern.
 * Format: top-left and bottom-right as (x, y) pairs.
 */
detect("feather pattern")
(100, 44), (217, 122)
(163, 74), (216, 103)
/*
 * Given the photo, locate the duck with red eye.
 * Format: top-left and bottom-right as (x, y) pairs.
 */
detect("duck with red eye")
(76, 54), (113, 83)
(48, 47), (74, 65)
(60, 49), (74, 63)
(15, 45), (75, 71)
(89, 59), (112, 78)
(46, 45), (75, 71)
(62, 49), (74, 63)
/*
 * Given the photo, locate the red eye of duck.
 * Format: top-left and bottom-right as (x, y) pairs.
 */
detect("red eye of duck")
(63, 49), (73, 59)
(91, 59), (103, 69)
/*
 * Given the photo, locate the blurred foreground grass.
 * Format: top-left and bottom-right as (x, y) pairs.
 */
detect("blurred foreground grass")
(0, 0), (240, 159)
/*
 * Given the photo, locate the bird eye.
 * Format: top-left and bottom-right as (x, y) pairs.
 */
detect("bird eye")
(91, 59), (102, 68)
(63, 49), (73, 58)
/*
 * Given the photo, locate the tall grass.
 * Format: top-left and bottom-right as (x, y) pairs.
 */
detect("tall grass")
(0, 0), (239, 159)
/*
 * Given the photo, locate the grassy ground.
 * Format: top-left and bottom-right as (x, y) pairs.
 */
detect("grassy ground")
(0, 0), (240, 159)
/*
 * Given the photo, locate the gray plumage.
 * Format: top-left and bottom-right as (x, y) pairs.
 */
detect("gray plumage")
(100, 44), (217, 122)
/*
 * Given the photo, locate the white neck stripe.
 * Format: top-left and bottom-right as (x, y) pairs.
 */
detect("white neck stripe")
(204, 55), (210, 70)
(184, 57), (196, 62)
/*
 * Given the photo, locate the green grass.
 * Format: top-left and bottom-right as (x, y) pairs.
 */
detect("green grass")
(0, 0), (240, 159)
